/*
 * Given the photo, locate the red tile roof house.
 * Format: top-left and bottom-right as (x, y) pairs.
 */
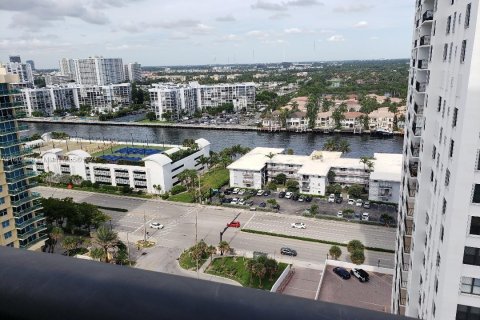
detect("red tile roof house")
(340, 112), (364, 129)
(287, 111), (308, 131)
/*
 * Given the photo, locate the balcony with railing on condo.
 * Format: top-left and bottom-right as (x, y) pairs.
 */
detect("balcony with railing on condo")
(94, 170), (111, 176)
(419, 35), (431, 46)
(402, 251), (410, 271)
(409, 162), (418, 178)
(410, 142), (420, 158)
(406, 199), (415, 217)
(415, 81), (427, 93)
(400, 270), (409, 289)
(407, 181), (417, 199)
(417, 60), (428, 69)
(413, 103), (424, 115)
(422, 10), (433, 22)
(404, 217), (413, 236)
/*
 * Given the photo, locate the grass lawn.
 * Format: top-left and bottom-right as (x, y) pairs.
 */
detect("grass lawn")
(179, 250), (207, 271)
(206, 257), (288, 290)
(168, 191), (195, 203)
(200, 167), (229, 192)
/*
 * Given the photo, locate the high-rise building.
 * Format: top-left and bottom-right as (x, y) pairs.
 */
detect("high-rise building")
(25, 60), (35, 71)
(9, 55), (21, 63)
(59, 57), (125, 86)
(2, 62), (33, 85)
(0, 74), (46, 249)
(124, 62), (142, 82)
(392, 1), (479, 319)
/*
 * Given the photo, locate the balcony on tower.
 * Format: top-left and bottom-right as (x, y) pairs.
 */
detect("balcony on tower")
(422, 10), (433, 22)
(417, 60), (429, 70)
(419, 35), (431, 46)
(415, 81), (427, 93)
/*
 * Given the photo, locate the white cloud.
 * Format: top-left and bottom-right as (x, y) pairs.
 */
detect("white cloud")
(191, 23), (214, 35)
(216, 15), (236, 22)
(327, 34), (345, 42)
(251, 0), (323, 11)
(334, 4), (374, 13)
(354, 21), (368, 28)
(246, 30), (270, 40)
(284, 27), (302, 34)
(269, 13), (291, 20)
(217, 34), (241, 42)
(169, 32), (190, 40)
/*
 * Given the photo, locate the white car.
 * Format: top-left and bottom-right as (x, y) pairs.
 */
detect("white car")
(356, 199), (363, 207)
(291, 222), (306, 229)
(285, 192), (293, 199)
(256, 190), (264, 196)
(239, 199), (246, 206)
(362, 212), (369, 221)
(348, 199), (355, 205)
(231, 198), (239, 205)
(238, 189), (245, 195)
(149, 222), (164, 229)
(337, 211), (343, 218)
(328, 194), (336, 203)
(232, 188), (240, 194)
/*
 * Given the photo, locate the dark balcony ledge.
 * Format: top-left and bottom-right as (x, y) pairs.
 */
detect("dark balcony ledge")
(0, 247), (409, 320)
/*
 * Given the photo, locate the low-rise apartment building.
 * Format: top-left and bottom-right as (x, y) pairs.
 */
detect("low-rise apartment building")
(228, 147), (402, 203)
(28, 138), (210, 194)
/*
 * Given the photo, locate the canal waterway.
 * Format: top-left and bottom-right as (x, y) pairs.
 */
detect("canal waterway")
(26, 122), (404, 158)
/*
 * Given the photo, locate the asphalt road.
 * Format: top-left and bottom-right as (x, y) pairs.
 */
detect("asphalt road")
(35, 187), (396, 274)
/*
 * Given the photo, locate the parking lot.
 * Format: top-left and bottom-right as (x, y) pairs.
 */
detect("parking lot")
(318, 265), (393, 313)
(220, 188), (397, 225)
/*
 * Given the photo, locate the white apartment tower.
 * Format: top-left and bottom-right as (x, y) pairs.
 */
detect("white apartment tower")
(124, 62), (142, 82)
(392, 1), (480, 320)
(59, 57), (125, 86)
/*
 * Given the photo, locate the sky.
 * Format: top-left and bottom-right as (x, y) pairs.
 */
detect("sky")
(0, 0), (415, 68)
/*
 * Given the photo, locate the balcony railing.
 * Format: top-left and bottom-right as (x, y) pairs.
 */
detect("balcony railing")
(409, 163), (418, 178)
(413, 103), (424, 116)
(417, 60), (428, 69)
(410, 144), (419, 157)
(0, 246), (408, 320)
(13, 204), (43, 218)
(11, 192), (41, 207)
(15, 214), (45, 229)
(422, 10), (434, 22)
(16, 224), (48, 239)
(19, 234), (48, 249)
(415, 81), (427, 93)
(419, 35), (431, 46)
(0, 124), (29, 136)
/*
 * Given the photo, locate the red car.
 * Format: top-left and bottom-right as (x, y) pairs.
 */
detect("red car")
(227, 221), (241, 228)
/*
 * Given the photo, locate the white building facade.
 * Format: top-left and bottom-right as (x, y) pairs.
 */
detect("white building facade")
(59, 57), (125, 86)
(29, 139), (210, 194)
(1, 62), (33, 85)
(124, 63), (142, 82)
(392, 1), (480, 319)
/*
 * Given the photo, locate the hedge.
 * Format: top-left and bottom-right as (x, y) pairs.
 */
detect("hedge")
(241, 229), (395, 253)
(96, 206), (128, 212)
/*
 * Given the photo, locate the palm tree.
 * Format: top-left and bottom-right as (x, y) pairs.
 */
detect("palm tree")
(266, 152), (275, 159)
(89, 247), (105, 261)
(218, 240), (231, 256)
(252, 262), (266, 287)
(338, 139), (351, 153)
(359, 156), (370, 172)
(245, 259), (256, 285)
(208, 245), (217, 262)
(94, 226), (118, 263)
(62, 236), (79, 256)
(196, 155), (210, 170)
(48, 226), (64, 253)
(329, 245), (342, 260)
(265, 258), (278, 281)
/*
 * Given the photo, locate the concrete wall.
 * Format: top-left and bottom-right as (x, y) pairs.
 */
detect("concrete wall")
(270, 264), (292, 293)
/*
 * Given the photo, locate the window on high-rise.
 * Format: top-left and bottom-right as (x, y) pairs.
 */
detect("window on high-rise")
(3, 231), (12, 240)
(465, 3), (472, 28)
(445, 169), (450, 186)
(470, 217), (480, 235)
(461, 40), (467, 63)
(453, 12), (457, 33)
(449, 139), (455, 157)
(442, 198), (447, 215)
(461, 278), (480, 295)
(443, 43), (449, 61)
(473, 184), (480, 204)
(446, 15), (452, 34)
(463, 247), (480, 265)
(477, 152), (480, 170)
(452, 107), (458, 127)
(456, 304), (480, 319)
(1, 220), (9, 228)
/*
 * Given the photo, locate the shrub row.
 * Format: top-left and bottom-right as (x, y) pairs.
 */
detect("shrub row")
(96, 206), (128, 212)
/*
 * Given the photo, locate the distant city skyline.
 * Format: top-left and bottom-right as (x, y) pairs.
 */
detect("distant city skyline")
(0, 0), (414, 69)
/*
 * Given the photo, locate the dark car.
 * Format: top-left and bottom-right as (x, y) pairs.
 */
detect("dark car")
(335, 196), (343, 204)
(246, 200), (254, 206)
(350, 268), (369, 282)
(222, 198), (232, 203)
(259, 202), (266, 208)
(278, 191), (286, 198)
(305, 196), (312, 202)
(249, 189), (256, 196)
(291, 193), (300, 201)
(280, 247), (297, 256)
(272, 204), (280, 210)
(354, 212), (361, 220)
(333, 267), (351, 280)
(263, 190), (271, 196)
(223, 190), (232, 195)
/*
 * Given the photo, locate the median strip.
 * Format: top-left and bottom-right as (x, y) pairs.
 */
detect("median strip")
(241, 229), (395, 254)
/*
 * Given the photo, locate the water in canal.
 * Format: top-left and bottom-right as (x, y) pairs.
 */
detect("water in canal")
(26, 122), (404, 158)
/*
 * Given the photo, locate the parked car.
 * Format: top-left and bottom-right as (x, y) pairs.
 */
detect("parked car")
(278, 191), (286, 198)
(280, 247), (297, 256)
(231, 198), (239, 205)
(305, 196), (312, 202)
(362, 212), (370, 221)
(356, 199), (363, 207)
(328, 194), (336, 203)
(263, 190), (271, 196)
(223, 190), (232, 195)
(348, 199), (355, 205)
(149, 222), (164, 229)
(227, 221), (241, 228)
(292, 193), (300, 201)
(335, 196), (343, 204)
(363, 201), (371, 209)
(249, 207), (256, 211)
(223, 198), (232, 203)
(351, 268), (369, 282)
(354, 212), (361, 220)
(272, 204), (280, 210)
(291, 222), (306, 229)
(256, 190), (264, 196)
(246, 200), (254, 206)
(285, 192), (293, 199)
(238, 189), (245, 195)
(259, 202), (266, 208)
(333, 267), (351, 280)
(239, 199), (246, 206)
(249, 189), (256, 196)
(298, 195), (305, 202)
(232, 188), (240, 194)
(337, 211), (343, 218)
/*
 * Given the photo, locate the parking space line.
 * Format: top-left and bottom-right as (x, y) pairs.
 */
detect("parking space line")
(242, 211), (256, 229)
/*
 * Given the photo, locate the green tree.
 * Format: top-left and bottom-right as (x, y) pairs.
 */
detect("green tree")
(267, 198), (278, 208)
(266, 181), (278, 191)
(286, 148), (294, 155)
(48, 226), (64, 253)
(218, 240), (231, 256)
(329, 245), (342, 260)
(177, 169), (198, 191)
(90, 247), (105, 261)
(145, 111), (156, 121)
(347, 240), (365, 253)
(309, 204), (319, 215)
(331, 109), (345, 129)
(348, 184), (364, 198)
(306, 94), (320, 129)
(274, 173), (287, 185)
(252, 262), (267, 287)
(265, 258), (279, 281)
(350, 249), (366, 265)
(327, 170), (336, 184)
(381, 213), (395, 227)
(285, 179), (299, 192)
(94, 226), (118, 263)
